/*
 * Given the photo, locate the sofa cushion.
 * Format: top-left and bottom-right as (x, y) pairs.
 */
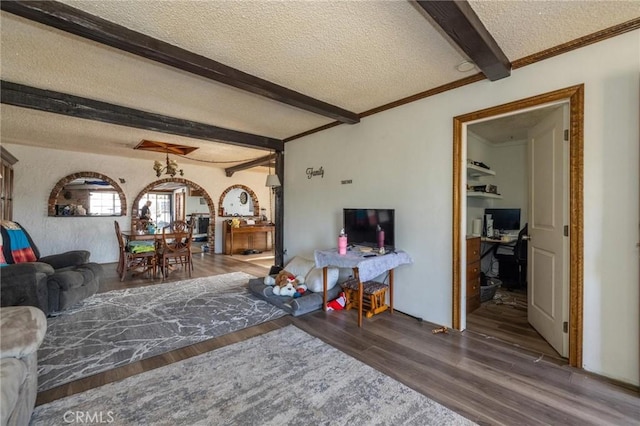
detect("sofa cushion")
(305, 267), (339, 292)
(0, 306), (47, 358)
(39, 250), (90, 270)
(0, 358), (27, 426)
(47, 263), (102, 313)
(47, 270), (88, 291)
(283, 256), (316, 279)
(0, 269), (50, 315)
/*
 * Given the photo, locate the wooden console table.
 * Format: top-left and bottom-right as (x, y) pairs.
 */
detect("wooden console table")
(224, 222), (274, 255)
(314, 248), (412, 327)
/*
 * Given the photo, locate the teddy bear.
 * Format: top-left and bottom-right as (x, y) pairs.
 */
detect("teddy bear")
(264, 270), (307, 297)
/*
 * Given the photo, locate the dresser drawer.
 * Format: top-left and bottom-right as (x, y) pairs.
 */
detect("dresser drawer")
(467, 237), (480, 263)
(466, 262), (481, 314)
(466, 261), (481, 283)
(467, 274), (480, 297)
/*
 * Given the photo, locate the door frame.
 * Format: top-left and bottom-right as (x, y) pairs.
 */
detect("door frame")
(452, 84), (584, 368)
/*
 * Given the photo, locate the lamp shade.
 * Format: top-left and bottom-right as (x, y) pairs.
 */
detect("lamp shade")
(265, 174), (281, 188)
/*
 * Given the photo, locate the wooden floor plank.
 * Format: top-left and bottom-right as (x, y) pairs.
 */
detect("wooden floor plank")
(36, 254), (639, 425)
(467, 288), (561, 359)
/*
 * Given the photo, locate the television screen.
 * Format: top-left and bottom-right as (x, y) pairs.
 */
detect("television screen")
(343, 208), (395, 249)
(484, 208), (521, 232)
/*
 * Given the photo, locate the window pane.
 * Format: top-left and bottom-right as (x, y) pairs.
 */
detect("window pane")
(139, 194), (171, 227)
(89, 191), (121, 215)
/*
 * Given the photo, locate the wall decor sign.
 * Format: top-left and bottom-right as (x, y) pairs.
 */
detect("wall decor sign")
(306, 166), (324, 179)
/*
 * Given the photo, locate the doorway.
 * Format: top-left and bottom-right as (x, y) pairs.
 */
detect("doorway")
(465, 103), (567, 359)
(451, 85), (585, 368)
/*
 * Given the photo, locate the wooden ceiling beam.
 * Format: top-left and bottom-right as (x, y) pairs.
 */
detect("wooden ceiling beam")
(1, 81), (284, 152)
(225, 154), (275, 177)
(1, 0), (360, 124)
(416, 0), (511, 81)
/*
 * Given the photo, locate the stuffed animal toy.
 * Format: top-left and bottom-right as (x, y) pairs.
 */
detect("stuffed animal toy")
(326, 292), (347, 310)
(273, 281), (297, 297)
(264, 270), (307, 296)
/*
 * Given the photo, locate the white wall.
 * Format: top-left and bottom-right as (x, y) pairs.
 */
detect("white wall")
(492, 141), (528, 224)
(4, 144), (271, 260)
(467, 132), (528, 235)
(466, 132), (492, 235)
(284, 31), (639, 385)
(186, 196), (210, 215)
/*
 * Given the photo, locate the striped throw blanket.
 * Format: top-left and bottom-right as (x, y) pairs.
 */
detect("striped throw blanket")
(0, 220), (38, 266)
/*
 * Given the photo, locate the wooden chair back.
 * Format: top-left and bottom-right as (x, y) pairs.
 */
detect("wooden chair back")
(158, 220), (193, 279)
(114, 220), (126, 252)
(115, 220), (156, 281)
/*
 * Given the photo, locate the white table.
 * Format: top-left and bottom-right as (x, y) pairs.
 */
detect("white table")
(314, 248), (412, 327)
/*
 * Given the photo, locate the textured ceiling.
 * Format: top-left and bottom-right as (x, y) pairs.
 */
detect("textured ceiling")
(1, 1), (639, 169)
(468, 104), (564, 143)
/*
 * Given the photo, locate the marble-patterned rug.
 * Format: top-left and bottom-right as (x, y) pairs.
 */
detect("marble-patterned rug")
(38, 272), (286, 392)
(32, 325), (476, 426)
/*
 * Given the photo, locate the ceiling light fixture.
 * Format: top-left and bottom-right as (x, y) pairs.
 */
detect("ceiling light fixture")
(456, 60), (476, 72)
(153, 152), (184, 178)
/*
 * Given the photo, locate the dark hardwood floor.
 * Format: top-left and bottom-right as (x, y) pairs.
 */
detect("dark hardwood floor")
(37, 253), (639, 425)
(466, 288), (561, 360)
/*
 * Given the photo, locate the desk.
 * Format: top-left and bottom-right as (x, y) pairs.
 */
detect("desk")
(224, 223), (275, 255)
(314, 248), (412, 327)
(480, 237), (516, 260)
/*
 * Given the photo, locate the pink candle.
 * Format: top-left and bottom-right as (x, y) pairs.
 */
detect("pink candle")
(377, 229), (385, 248)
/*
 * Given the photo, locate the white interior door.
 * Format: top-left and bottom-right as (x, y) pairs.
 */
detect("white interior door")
(527, 105), (569, 357)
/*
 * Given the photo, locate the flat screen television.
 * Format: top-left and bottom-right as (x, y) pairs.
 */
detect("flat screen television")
(484, 208), (521, 232)
(343, 208), (395, 250)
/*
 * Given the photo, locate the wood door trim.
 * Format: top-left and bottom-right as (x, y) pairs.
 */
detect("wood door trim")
(452, 84), (584, 368)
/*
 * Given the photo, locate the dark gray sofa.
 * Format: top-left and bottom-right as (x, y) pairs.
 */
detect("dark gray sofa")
(0, 222), (103, 316)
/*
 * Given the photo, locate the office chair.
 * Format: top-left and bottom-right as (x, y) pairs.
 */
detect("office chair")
(495, 223), (528, 289)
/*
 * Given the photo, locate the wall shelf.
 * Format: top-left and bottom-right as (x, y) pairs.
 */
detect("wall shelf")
(467, 163), (495, 178)
(467, 163), (499, 199)
(467, 191), (502, 199)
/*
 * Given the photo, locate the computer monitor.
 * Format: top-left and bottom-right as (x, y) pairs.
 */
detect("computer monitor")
(484, 208), (521, 233)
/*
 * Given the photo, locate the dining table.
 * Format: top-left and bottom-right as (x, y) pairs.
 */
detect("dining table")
(121, 229), (186, 278)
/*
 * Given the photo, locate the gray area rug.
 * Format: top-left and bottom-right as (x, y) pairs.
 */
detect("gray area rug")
(38, 272), (286, 392)
(32, 326), (476, 426)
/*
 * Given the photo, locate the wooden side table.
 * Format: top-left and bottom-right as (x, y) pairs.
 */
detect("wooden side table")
(314, 249), (412, 327)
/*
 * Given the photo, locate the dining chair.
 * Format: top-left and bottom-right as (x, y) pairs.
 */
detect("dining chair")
(114, 221), (157, 281)
(157, 220), (193, 279)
